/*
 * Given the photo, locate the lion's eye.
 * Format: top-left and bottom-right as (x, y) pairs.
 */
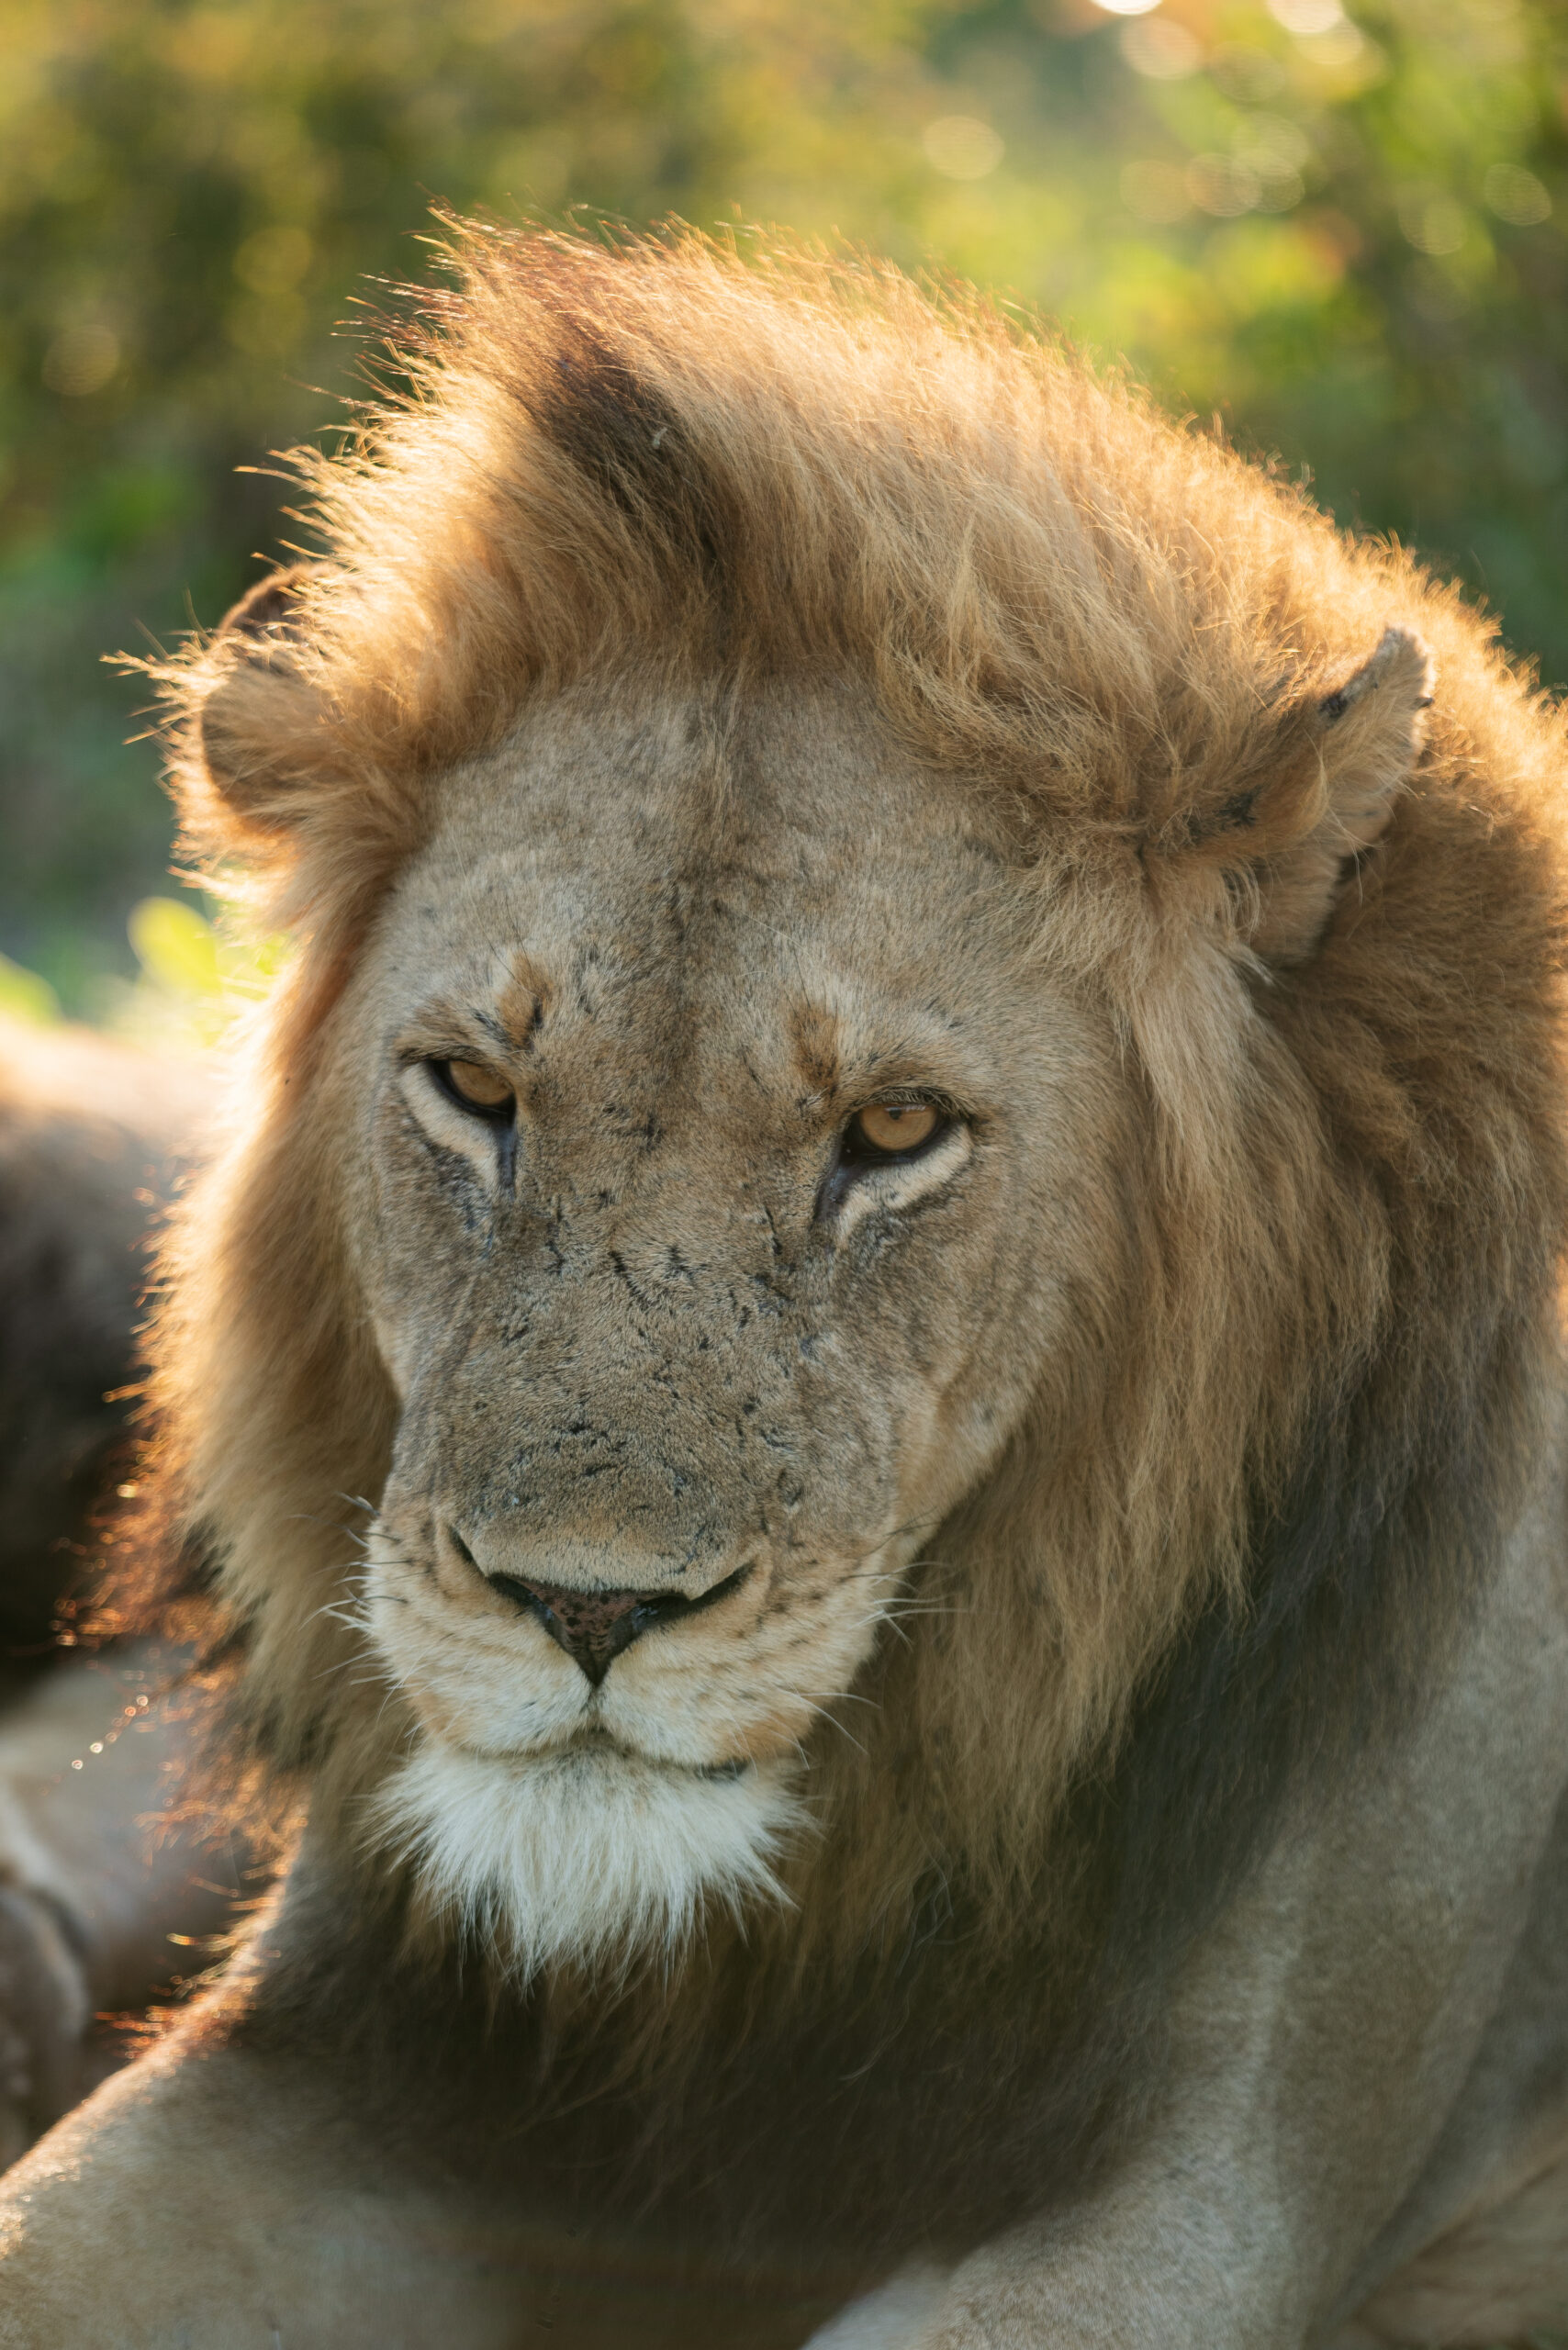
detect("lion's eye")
(846, 1102), (941, 1158)
(432, 1058), (515, 1119)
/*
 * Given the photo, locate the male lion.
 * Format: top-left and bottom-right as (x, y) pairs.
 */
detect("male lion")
(2, 229), (1567, 2349)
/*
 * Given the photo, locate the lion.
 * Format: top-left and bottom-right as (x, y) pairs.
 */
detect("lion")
(0, 1017), (235, 2165)
(2, 227), (1567, 2349)
(0, 1013), (198, 1653)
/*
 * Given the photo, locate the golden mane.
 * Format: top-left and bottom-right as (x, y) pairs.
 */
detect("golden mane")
(140, 233), (1568, 2177)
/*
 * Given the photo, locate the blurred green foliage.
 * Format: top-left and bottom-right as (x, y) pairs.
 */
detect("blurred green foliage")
(2, 0), (1564, 1014)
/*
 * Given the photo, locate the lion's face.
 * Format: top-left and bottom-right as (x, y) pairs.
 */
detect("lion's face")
(342, 680), (1125, 1966)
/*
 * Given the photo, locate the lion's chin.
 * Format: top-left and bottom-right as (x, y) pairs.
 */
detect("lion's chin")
(367, 1738), (803, 1980)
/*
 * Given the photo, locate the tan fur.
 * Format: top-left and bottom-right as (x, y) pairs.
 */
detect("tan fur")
(1340, 2124), (1568, 2348)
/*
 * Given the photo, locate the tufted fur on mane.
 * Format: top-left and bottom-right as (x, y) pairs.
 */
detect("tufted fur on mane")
(133, 228), (1568, 2249)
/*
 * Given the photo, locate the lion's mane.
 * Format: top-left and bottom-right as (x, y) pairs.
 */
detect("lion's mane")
(136, 229), (1568, 2253)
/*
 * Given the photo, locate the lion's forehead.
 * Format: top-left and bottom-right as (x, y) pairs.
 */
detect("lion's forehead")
(373, 685), (1027, 1087)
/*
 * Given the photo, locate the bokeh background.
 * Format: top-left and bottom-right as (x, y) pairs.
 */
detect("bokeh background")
(3, 0), (1564, 1038)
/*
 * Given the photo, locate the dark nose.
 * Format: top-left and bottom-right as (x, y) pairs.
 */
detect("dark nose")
(478, 1563), (749, 1686)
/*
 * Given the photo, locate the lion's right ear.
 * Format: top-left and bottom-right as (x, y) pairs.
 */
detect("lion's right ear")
(1155, 627), (1435, 966)
(189, 565), (329, 839)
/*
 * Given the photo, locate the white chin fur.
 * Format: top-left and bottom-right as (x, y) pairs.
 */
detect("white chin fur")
(368, 1740), (801, 1979)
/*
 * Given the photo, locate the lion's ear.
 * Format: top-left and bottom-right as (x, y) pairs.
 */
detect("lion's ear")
(191, 565), (329, 839)
(1178, 628), (1435, 966)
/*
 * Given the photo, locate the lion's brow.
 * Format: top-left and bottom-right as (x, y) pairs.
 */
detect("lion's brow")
(486, 953), (553, 1054)
(788, 1001), (840, 1094)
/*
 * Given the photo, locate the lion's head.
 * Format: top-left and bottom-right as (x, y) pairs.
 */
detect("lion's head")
(281, 670), (1156, 1969)
(143, 233), (1568, 2033)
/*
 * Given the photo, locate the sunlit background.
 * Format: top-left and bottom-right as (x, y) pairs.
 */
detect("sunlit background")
(2, 0), (1562, 1043)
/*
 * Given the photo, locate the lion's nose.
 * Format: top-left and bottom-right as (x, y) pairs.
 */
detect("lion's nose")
(461, 1551), (751, 1686)
(488, 1575), (655, 1684)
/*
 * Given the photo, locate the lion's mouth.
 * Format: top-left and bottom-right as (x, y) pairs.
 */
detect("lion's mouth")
(446, 1724), (753, 1780)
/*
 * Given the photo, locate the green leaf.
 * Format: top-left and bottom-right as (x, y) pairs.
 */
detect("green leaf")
(0, 951), (61, 1026)
(127, 896), (224, 1001)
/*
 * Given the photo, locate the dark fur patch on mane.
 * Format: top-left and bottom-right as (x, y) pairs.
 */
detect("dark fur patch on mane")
(536, 322), (735, 599)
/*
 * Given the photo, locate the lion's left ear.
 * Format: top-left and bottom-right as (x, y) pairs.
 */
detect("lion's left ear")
(1181, 627), (1435, 965)
(186, 565), (331, 845)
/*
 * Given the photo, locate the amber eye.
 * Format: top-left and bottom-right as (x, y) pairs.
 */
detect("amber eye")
(848, 1102), (940, 1157)
(432, 1058), (515, 1119)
